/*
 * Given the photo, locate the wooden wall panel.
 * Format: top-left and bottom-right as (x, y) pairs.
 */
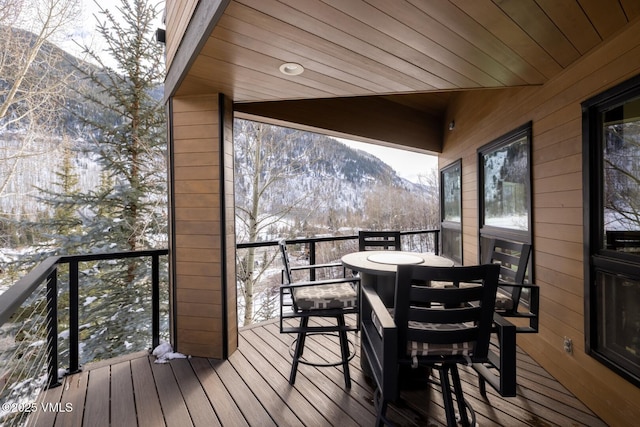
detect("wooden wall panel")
(439, 18), (640, 427)
(236, 96), (443, 153)
(165, 0), (199, 68)
(169, 93), (237, 359)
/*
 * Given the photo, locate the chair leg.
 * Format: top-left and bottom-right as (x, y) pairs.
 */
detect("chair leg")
(437, 366), (457, 427)
(451, 366), (470, 427)
(478, 374), (487, 397)
(337, 314), (352, 389)
(289, 317), (309, 385)
(373, 388), (389, 427)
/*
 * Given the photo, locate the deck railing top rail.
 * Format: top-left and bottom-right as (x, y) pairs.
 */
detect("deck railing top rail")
(0, 256), (60, 327)
(0, 250), (168, 329)
(236, 229), (440, 251)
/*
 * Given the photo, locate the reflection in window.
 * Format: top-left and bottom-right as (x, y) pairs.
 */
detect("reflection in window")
(603, 97), (640, 254)
(440, 160), (462, 264)
(482, 136), (529, 231)
(442, 162), (461, 222)
(596, 271), (640, 376)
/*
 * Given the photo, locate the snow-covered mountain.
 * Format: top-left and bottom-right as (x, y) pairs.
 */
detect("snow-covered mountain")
(234, 125), (429, 230)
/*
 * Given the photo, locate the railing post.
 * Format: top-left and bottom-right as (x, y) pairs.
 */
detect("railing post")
(69, 260), (80, 374)
(434, 230), (440, 255)
(152, 254), (160, 350)
(46, 269), (60, 388)
(309, 241), (316, 281)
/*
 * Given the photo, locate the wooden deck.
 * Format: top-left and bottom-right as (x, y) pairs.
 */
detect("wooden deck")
(30, 318), (606, 427)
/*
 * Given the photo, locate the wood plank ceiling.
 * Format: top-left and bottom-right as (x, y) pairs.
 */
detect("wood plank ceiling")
(173, 0), (640, 150)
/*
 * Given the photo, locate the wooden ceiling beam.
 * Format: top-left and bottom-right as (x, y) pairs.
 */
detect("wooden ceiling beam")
(235, 96), (445, 153)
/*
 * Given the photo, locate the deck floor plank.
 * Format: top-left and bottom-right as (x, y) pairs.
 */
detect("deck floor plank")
(27, 318), (606, 426)
(81, 366), (110, 427)
(150, 358), (193, 427)
(213, 355), (278, 427)
(244, 325), (363, 427)
(287, 320), (441, 426)
(239, 330), (334, 427)
(243, 327), (365, 426)
(170, 358), (220, 427)
(270, 330), (392, 424)
(189, 357), (245, 427)
(227, 345), (303, 426)
(30, 376), (65, 427)
(130, 356), (165, 427)
(54, 370), (88, 427)
(262, 327), (374, 425)
(110, 361), (137, 427)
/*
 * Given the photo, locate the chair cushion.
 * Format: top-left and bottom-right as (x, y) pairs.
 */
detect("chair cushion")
(429, 280), (456, 289)
(293, 282), (357, 310)
(371, 309), (475, 358)
(406, 321), (474, 357)
(494, 288), (514, 311)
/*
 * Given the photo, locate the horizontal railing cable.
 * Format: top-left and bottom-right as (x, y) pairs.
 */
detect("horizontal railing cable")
(0, 284), (50, 426)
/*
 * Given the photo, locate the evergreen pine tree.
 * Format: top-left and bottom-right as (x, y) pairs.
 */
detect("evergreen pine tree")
(31, 0), (169, 364)
(71, 0), (167, 254)
(31, 138), (83, 254)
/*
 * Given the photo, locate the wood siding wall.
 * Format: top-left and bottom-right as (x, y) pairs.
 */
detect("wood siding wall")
(165, 0), (198, 69)
(168, 94), (237, 359)
(439, 19), (640, 427)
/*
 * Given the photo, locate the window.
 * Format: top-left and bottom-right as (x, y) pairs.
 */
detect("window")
(583, 74), (640, 386)
(440, 160), (462, 264)
(478, 123), (532, 261)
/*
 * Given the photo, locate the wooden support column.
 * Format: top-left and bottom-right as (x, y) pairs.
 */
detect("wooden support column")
(168, 93), (237, 359)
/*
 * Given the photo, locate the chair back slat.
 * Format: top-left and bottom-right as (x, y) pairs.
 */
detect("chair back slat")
(498, 265), (518, 282)
(409, 305), (482, 324)
(410, 283), (484, 304)
(279, 240), (293, 284)
(359, 231), (402, 251)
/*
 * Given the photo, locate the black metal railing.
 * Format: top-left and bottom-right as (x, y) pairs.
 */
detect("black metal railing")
(0, 249), (168, 396)
(236, 229), (440, 281)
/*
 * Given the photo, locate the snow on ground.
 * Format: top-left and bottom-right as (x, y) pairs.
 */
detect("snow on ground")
(152, 341), (188, 364)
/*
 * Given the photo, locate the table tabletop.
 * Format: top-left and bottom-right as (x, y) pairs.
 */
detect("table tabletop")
(341, 250), (454, 275)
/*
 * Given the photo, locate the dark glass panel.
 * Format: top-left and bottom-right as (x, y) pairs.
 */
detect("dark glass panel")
(595, 271), (640, 374)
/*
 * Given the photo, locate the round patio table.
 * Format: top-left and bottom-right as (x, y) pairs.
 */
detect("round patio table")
(342, 250), (454, 306)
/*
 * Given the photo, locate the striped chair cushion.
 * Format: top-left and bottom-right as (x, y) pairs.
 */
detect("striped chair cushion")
(293, 283), (357, 310)
(371, 309), (475, 364)
(406, 320), (474, 357)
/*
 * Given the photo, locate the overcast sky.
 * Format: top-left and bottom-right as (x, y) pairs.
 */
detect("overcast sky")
(337, 138), (437, 184)
(57, 1), (164, 69)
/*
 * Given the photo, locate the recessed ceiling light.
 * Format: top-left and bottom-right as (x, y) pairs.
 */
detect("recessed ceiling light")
(279, 62), (304, 76)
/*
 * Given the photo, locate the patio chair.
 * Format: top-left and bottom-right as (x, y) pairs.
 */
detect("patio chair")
(278, 239), (345, 282)
(358, 230), (402, 251)
(361, 264), (499, 426)
(278, 240), (360, 388)
(483, 238), (539, 333)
